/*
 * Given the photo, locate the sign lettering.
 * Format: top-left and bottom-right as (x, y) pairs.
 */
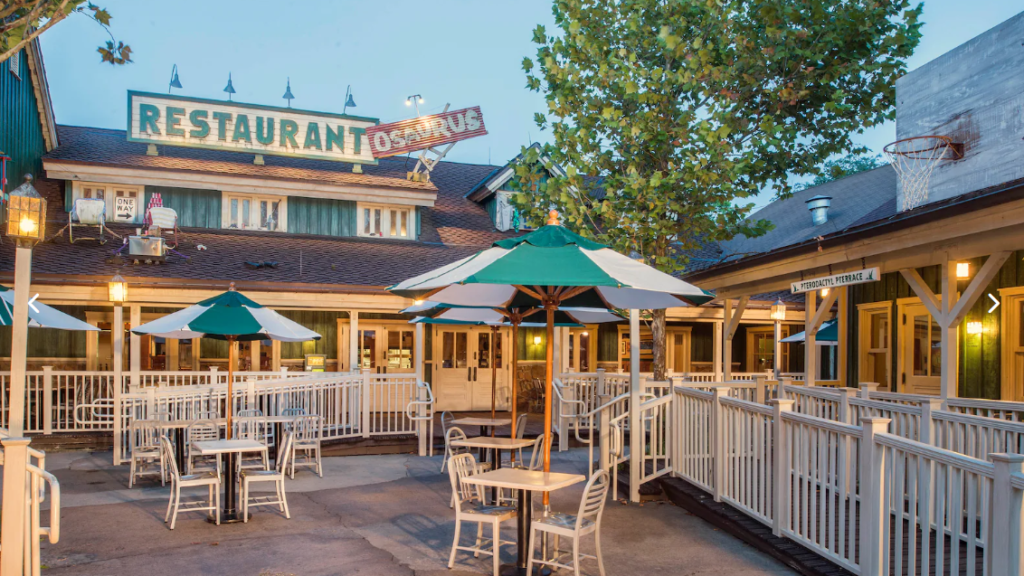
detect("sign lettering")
(790, 267), (880, 294)
(367, 106), (487, 158)
(127, 91), (378, 164)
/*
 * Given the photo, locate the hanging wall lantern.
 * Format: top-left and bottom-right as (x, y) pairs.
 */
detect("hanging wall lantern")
(770, 299), (787, 321)
(6, 174), (46, 245)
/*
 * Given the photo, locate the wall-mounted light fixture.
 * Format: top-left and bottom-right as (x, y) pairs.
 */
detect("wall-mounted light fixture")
(820, 288), (830, 298)
(533, 335), (542, 345)
(967, 321), (983, 335)
(957, 262), (970, 279)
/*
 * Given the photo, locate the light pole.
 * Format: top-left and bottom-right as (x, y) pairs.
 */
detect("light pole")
(6, 174), (46, 436)
(770, 299), (787, 380)
(108, 273), (127, 463)
(405, 94), (424, 116)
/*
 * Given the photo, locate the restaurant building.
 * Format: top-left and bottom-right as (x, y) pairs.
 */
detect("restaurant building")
(0, 40), (815, 415)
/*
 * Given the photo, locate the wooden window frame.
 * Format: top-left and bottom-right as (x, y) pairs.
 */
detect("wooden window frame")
(357, 202), (413, 240)
(222, 193), (287, 232)
(72, 181), (144, 225)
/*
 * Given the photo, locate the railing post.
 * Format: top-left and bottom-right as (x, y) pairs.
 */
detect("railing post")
(361, 368), (371, 439)
(712, 387), (726, 502)
(990, 453), (1024, 576)
(837, 387), (857, 425)
(416, 382), (427, 457)
(919, 398), (942, 446)
(559, 383), (573, 452)
(145, 388), (156, 418)
(859, 417), (891, 576)
(598, 394), (611, 474)
(859, 381), (879, 399)
(771, 399), (794, 536)
(779, 376), (792, 399)
(112, 304), (124, 464)
(754, 374), (766, 404)
(246, 378), (257, 411)
(1, 437), (31, 576)
(280, 367), (289, 377)
(41, 366), (53, 435)
(209, 366), (219, 385)
(596, 368), (606, 398)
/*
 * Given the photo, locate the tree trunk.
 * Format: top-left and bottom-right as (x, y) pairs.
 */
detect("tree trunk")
(652, 308), (667, 381)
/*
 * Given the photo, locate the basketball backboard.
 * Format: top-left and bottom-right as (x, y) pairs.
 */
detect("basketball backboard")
(893, 11), (1024, 211)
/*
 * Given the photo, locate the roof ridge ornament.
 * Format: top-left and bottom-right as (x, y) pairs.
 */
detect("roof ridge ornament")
(223, 73), (236, 101)
(547, 210), (559, 226)
(282, 77), (295, 108)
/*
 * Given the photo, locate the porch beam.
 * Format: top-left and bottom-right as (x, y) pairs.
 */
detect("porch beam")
(900, 268), (946, 325)
(723, 296), (748, 381)
(946, 251), (1011, 327)
(808, 288), (839, 335)
(805, 292), (816, 386)
(940, 261), (959, 399)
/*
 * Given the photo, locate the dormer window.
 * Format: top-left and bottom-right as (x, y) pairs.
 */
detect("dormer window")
(358, 203), (413, 239)
(222, 193), (286, 231)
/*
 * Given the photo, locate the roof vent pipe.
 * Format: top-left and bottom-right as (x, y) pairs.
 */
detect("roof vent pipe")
(805, 195), (832, 226)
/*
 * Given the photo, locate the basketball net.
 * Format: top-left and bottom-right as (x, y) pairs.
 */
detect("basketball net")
(883, 136), (961, 211)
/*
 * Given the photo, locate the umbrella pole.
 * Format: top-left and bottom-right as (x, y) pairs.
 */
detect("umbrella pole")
(542, 301), (555, 508)
(226, 336), (236, 439)
(510, 318), (519, 464)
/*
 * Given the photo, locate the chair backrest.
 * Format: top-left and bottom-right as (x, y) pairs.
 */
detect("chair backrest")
(514, 413), (528, 439)
(160, 436), (181, 482)
(281, 407), (307, 417)
(575, 469), (610, 530)
(237, 409), (263, 418)
(130, 419), (161, 450)
(235, 416), (268, 441)
(148, 206), (178, 230)
(151, 410), (172, 422)
(447, 452), (482, 509)
(446, 426), (468, 457)
(187, 420), (220, 444)
(72, 198), (106, 225)
(292, 415), (321, 442)
(197, 410), (221, 420)
(527, 434), (545, 471)
(276, 431), (295, 474)
(441, 411), (454, 436)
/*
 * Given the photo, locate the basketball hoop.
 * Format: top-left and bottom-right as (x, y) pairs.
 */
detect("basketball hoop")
(883, 135), (963, 211)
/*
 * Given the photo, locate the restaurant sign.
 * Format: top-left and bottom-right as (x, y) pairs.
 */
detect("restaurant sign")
(126, 91), (379, 164)
(366, 106), (487, 158)
(790, 267), (879, 294)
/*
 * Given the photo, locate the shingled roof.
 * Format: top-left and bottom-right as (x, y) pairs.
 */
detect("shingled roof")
(0, 125), (522, 291)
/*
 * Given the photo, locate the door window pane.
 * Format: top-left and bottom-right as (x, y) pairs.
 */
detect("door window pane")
(913, 315), (928, 376)
(579, 332), (589, 371)
(495, 333), (502, 369)
(930, 320), (942, 377)
(360, 329), (376, 369)
(442, 332), (455, 369)
(478, 333), (490, 369)
(456, 333), (467, 368)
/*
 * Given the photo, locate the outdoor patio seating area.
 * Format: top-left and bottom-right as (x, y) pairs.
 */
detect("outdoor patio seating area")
(35, 447), (795, 576)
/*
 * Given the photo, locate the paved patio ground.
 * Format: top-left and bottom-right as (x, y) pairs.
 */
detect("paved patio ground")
(38, 447), (796, 576)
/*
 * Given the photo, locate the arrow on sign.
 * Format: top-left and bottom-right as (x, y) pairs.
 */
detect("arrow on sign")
(988, 293), (1000, 314)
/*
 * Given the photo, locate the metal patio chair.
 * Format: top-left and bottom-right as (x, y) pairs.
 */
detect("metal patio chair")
(161, 436), (221, 529)
(235, 416), (270, 472)
(447, 452), (516, 576)
(527, 469), (610, 576)
(241, 431), (294, 522)
(186, 420), (222, 475)
(289, 414), (322, 478)
(128, 419), (165, 488)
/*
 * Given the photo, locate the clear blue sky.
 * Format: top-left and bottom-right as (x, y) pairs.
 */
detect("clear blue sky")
(39, 0), (1023, 176)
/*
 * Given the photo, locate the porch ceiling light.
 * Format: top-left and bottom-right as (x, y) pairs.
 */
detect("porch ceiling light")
(956, 262), (970, 279)
(770, 299), (786, 321)
(533, 335), (542, 345)
(6, 174), (46, 245)
(820, 288), (830, 298)
(108, 273), (128, 304)
(967, 321), (983, 335)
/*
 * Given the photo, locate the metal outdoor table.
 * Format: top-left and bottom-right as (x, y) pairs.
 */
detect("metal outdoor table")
(451, 436), (537, 502)
(192, 439), (268, 523)
(450, 417), (512, 468)
(263, 415), (302, 468)
(461, 468), (585, 576)
(155, 419), (227, 472)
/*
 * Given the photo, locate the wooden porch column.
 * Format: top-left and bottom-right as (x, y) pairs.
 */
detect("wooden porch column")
(86, 326), (99, 370)
(112, 304), (124, 465)
(838, 286), (848, 387)
(349, 311), (359, 373)
(723, 296), (748, 381)
(414, 322), (425, 381)
(712, 320), (723, 381)
(250, 340), (260, 371)
(901, 252), (1010, 399)
(167, 339), (179, 372)
(628, 308), (642, 503)
(271, 341), (281, 371)
(129, 304), (141, 389)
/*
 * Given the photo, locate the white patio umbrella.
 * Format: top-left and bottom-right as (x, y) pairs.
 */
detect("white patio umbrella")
(131, 283), (320, 436)
(389, 212), (712, 501)
(0, 287), (99, 331)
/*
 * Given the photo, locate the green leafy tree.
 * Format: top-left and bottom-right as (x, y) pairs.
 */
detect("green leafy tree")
(794, 153), (887, 190)
(1, 1), (131, 65)
(514, 0), (922, 380)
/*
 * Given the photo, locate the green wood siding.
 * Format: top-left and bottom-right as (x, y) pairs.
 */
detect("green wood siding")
(691, 323), (713, 363)
(287, 196), (357, 237)
(278, 310), (345, 359)
(0, 49), (47, 193)
(144, 186), (221, 228)
(846, 256), (1024, 399)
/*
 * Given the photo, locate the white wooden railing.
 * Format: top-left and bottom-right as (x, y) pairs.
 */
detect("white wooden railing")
(0, 429), (61, 576)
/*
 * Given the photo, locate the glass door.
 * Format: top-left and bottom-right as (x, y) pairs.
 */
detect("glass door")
(358, 328), (378, 372)
(384, 328), (415, 373)
(434, 328), (472, 410)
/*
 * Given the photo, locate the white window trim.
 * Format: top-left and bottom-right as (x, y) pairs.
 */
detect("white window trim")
(357, 202), (414, 240)
(72, 181), (144, 225)
(221, 193), (288, 232)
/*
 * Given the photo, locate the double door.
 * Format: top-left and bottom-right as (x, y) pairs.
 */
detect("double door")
(902, 302), (941, 395)
(357, 324), (416, 374)
(434, 326), (508, 411)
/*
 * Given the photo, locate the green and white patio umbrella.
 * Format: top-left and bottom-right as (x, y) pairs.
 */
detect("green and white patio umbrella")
(389, 214), (713, 493)
(0, 286), (99, 331)
(132, 284), (320, 435)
